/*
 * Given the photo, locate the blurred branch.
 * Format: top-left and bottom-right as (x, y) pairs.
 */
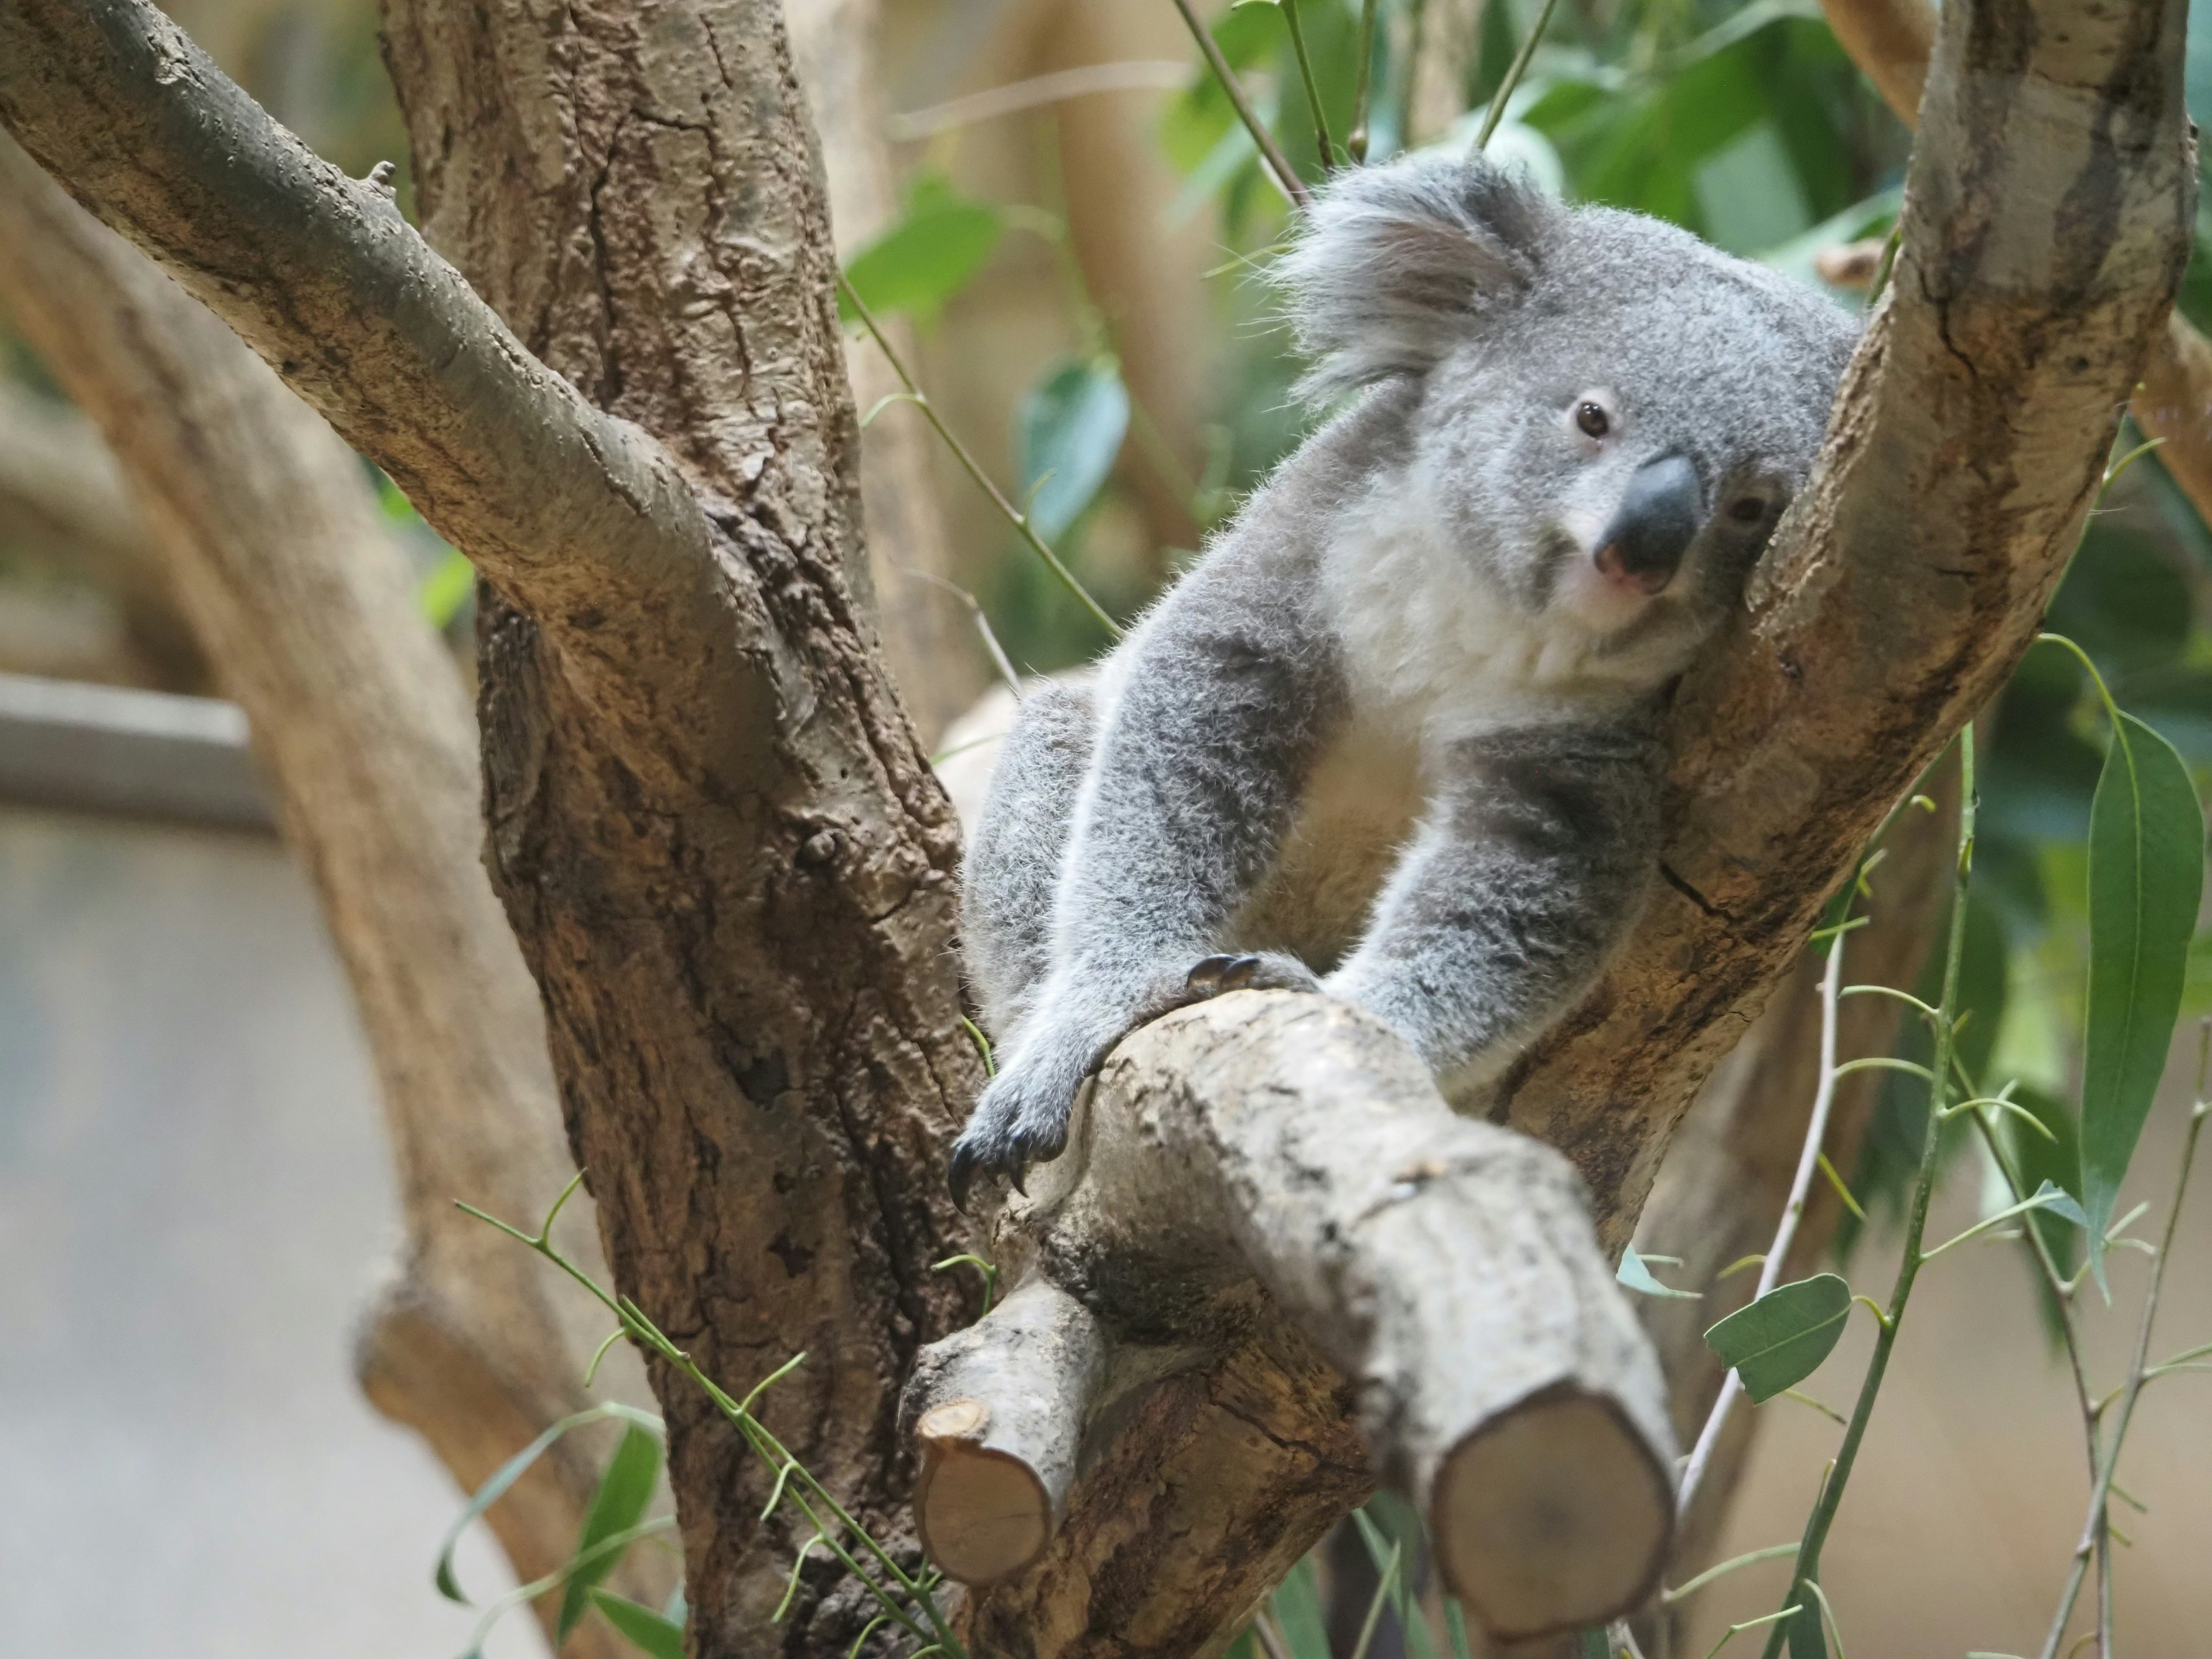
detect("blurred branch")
(789, 0), (986, 740)
(885, 60), (1188, 141)
(0, 131), (666, 1654)
(0, 0), (720, 631)
(1817, 0), (2212, 528)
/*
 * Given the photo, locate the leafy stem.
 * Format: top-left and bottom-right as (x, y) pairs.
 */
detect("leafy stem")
(1759, 726), (1978, 1658)
(458, 1175), (969, 1659)
(838, 271), (1121, 643)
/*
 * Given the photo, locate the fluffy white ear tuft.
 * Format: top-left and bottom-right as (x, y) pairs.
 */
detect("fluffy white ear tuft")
(1274, 154), (1559, 403)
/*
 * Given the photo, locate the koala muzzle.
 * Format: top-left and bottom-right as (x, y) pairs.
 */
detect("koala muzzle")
(1593, 453), (1702, 595)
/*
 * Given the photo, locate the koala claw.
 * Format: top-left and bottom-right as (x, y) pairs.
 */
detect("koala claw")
(946, 1054), (1080, 1211)
(1183, 950), (1320, 1001)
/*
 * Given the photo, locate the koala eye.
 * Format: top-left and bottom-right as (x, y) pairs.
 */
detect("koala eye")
(1575, 402), (1610, 438)
(1728, 495), (1769, 524)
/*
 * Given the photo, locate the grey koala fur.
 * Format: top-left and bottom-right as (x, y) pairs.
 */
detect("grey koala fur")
(950, 153), (1859, 1205)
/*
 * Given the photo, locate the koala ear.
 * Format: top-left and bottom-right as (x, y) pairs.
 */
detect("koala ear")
(1274, 155), (1559, 402)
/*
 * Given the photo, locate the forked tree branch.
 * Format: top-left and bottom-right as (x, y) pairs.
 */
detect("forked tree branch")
(1496, 0), (2196, 1248)
(915, 995), (1676, 1646)
(0, 0), (718, 626)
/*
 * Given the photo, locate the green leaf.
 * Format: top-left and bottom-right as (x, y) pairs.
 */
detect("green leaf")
(1270, 1555), (1332, 1659)
(434, 1402), (664, 1603)
(557, 1422), (665, 1642)
(1617, 1243), (1702, 1299)
(2081, 711), (2204, 1280)
(589, 1589), (687, 1659)
(838, 173), (1002, 327)
(1577, 1631), (1610, 1659)
(418, 548), (475, 627)
(1703, 1272), (1851, 1403)
(1017, 357), (1130, 544)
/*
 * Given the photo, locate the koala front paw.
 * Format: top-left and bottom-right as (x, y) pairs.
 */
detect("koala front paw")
(947, 1032), (1092, 1210)
(1183, 950), (1321, 999)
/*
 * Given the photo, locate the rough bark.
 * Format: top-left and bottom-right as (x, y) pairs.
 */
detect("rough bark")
(1494, 0), (2197, 1252)
(1407, 0), (1487, 148)
(0, 131), (666, 1652)
(922, 995), (1676, 1646)
(1820, 0), (2212, 529)
(0, 0), (2192, 1652)
(786, 0), (982, 741)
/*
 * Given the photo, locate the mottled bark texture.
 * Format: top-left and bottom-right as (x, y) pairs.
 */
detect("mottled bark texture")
(916, 996), (1676, 1646)
(0, 130), (667, 1653)
(1819, 0), (2212, 528)
(0, 0), (2193, 1650)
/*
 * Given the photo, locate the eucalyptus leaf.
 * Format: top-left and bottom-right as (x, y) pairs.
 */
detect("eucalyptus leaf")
(838, 173), (1001, 327)
(556, 1421), (666, 1642)
(1270, 1554), (1331, 1659)
(1703, 1273), (1851, 1403)
(2081, 710), (2203, 1282)
(1576, 1631), (1610, 1659)
(1017, 357), (1130, 544)
(589, 1589), (687, 1659)
(1617, 1243), (1702, 1299)
(433, 1401), (663, 1603)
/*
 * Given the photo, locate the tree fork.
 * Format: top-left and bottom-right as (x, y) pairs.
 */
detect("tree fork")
(918, 995), (1676, 1644)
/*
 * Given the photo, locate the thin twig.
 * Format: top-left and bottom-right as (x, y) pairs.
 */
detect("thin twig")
(2035, 1074), (2209, 1657)
(838, 274), (1122, 642)
(1677, 905), (1851, 1518)
(1279, 0), (1335, 169)
(1758, 728), (1979, 1659)
(1475, 0), (1566, 149)
(1169, 0), (1312, 209)
(1349, 0), (1380, 160)
(895, 565), (1023, 699)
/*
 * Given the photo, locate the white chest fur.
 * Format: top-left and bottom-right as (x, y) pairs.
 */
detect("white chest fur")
(1319, 478), (1658, 751)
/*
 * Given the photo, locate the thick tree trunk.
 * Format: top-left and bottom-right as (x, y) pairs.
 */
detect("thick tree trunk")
(0, 131), (668, 1653)
(0, 0), (2191, 1652)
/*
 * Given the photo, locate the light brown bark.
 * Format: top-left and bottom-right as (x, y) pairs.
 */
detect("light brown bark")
(0, 0), (2192, 1651)
(1819, 0), (2212, 529)
(922, 994), (1676, 1647)
(0, 131), (665, 1653)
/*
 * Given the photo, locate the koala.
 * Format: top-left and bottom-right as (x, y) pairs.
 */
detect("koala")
(949, 153), (1859, 1206)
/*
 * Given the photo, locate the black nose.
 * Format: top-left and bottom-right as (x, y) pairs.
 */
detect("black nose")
(1593, 454), (1702, 594)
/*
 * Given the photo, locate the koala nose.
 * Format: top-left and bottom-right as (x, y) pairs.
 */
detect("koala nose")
(1593, 453), (1703, 595)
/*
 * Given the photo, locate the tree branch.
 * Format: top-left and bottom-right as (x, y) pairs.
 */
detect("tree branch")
(925, 994), (1677, 1647)
(1817, 0), (2212, 528)
(1497, 0), (2196, 1249)
(0, 0), (719, 628)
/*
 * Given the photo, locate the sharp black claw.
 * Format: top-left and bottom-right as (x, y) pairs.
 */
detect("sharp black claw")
(1220, 954), (1260, 991)
(1186, 953), (1235, 993)
(1009, 1163), (1028, 1195)
(947, 1145), (978, 1213)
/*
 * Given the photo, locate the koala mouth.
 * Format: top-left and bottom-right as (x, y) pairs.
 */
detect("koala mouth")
(1592, 454), (1703, 597)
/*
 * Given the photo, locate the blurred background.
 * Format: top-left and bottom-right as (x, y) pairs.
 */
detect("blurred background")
(4, 0), (2211, 1653)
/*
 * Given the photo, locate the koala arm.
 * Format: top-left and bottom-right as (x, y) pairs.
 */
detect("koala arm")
(949, 556), (1345, 1200)
(1324, 718), (1663, 1084)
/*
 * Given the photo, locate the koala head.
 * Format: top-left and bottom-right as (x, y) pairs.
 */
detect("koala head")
(1277, 154), (1860, 674)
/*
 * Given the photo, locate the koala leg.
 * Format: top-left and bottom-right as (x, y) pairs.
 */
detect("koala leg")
(949, 573), (1346, 1206)
(961, 680), (1097, 1046)
(1324, 722), (1661, 1080)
